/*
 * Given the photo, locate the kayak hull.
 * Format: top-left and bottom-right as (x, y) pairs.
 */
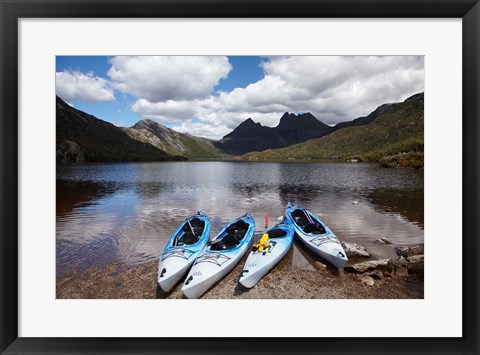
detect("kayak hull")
(239, 223), (294, 289)
(157, 212), (211, 293)
(296, 231), (348, 269)
(158, 252), (197, 292)
(182, 213), (255, 299)
(181, 250), (247, 299)
(285, 202), (348, 269)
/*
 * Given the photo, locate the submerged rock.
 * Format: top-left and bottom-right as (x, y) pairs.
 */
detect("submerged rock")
(56, 140), (85, 163)
(361, 276), (375, 286)
(345, 259), (394, 274)
(341, 242), (371, 258)
(374, 237), (392, 244)
(395, 244), (424, 258)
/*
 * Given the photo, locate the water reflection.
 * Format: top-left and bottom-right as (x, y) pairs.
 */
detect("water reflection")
(364, 189), (424, 228)
(56, 162), (424, 276)
(56, 179), (116, 216)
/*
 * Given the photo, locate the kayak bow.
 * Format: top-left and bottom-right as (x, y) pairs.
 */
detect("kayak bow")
(181, 213), (255, 299)
(285, 202), (348, 268)
(157, 212), (211, 292)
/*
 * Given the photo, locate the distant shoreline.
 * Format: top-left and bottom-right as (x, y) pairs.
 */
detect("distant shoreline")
(57, 157), (423, 169)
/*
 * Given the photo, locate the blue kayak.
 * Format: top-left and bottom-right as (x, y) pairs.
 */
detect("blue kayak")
(182, 213), (255, 298)
(157, 212), (211, 292)
(285, 202), (348, 268)
(239, 221), (294, 288)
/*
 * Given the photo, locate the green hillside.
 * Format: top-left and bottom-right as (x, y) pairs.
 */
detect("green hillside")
(240, 93), (424, 169)
(124, 120), (228, 159)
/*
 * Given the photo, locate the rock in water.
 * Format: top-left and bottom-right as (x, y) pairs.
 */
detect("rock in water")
(341, 242), (371, 258)
(361, 276), (375, 286)
(374, 237), (392, 244)
(345, 259), (394, 274)
(395, 244), (424, 257)
(56, 140), (85, 163)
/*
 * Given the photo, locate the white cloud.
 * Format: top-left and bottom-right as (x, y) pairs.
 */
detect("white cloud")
(173, 121), (231, 140)
(132, 56), (424, 139)
(59, 56), (423, 140)
(131, 98), (202, 123)
(56, 70), (115, 102)
(107, 56), (232, 102)
(220, 56), (424, 125)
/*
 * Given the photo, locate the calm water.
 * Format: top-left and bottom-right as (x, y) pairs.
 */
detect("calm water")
(56, 161), (424, 276)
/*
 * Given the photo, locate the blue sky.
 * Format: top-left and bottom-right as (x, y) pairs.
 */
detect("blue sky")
(56, 55), (424, 139)
(56, 56), (265, 129)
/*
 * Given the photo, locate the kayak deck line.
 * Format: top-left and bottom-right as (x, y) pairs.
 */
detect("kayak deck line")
(193, 252), (231, 267)
(161, 248), (196, 261)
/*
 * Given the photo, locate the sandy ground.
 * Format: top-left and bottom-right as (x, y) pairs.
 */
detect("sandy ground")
(56, 246), (423, 299)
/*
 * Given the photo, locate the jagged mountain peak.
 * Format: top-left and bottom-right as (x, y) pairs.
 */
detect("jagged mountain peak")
(215, 112), (332, 155)
(238, 117), (260, 128)
(277, 112), (323, 129)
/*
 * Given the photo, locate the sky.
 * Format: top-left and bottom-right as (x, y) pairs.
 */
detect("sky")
(56, 56), (424, 140)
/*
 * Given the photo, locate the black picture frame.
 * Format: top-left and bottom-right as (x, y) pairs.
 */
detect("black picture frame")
(1, 0), (479, 354)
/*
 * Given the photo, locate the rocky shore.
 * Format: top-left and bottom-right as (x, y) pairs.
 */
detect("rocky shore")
(56, 241), (424, 299)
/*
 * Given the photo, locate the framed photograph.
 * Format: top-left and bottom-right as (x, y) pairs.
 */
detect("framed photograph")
(1, 0), (478, 354)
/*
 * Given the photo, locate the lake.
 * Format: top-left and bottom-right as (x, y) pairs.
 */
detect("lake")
(56, 161), (424, 276)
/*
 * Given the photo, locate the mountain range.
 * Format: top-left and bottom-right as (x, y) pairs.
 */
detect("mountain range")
(240, 93), (424, 168)
(214, 112), (333, 155)
(56, 92), (424, 168)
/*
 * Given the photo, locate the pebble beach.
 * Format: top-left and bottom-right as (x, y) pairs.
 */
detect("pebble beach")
(56, 241), (424, 299)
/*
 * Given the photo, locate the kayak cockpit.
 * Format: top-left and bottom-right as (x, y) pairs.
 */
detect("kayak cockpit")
(226, 219), (249, 240)
(210, 233), (238, 250)
(267, 228), (287, 238)
(173, 217), (205, 246)
(210, 219), (250, 250)
(290, 209), (326, 235)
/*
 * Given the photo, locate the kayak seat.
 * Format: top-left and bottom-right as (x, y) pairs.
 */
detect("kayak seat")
(291, 209), (309, 227)
(182, 218), (205, 236)
(190, 218), (203, 227)
(227, 220), (249, 240)
(268, 229), (287, 238)
(234, 229), (247, 240)
(303, 223), (326, 234)
(294, 216), (308, 227)
(192, 225), (204, 235)
(210, 233), (239, 250)
(176, 231), (199, 246)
